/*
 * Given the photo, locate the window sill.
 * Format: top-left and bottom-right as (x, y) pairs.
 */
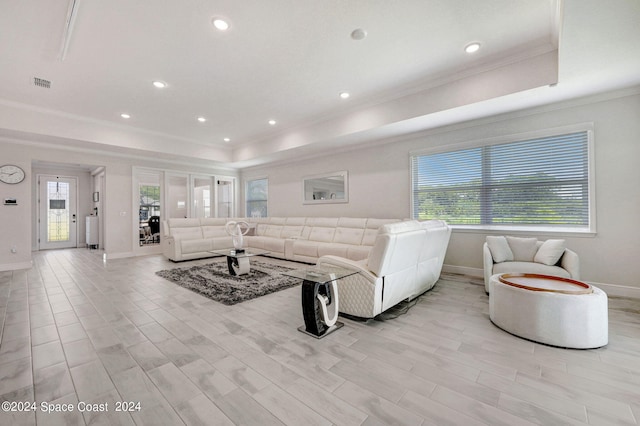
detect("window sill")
(450, 225), (596, 238)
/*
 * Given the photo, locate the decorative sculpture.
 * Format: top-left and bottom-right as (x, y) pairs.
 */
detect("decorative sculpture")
(225, 220), (250, 251)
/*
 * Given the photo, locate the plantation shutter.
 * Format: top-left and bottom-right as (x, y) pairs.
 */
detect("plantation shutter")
(411, 131), (590, 229)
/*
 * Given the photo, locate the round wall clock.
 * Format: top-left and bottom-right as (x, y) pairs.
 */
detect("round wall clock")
(0, 164), (26, 184)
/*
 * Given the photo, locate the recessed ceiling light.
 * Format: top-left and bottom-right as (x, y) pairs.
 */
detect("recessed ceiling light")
(197, 116), (207, 122)
(120, 113), (130, 119)
(339, 92), (350, 99)
(212, 18), (230, 31)
(268, 119), (276, 126)
(223, 137), (230, 142)
(152, 80), (167, 89)
(465, 42), (481, 54)
(350, 28), (367, 40)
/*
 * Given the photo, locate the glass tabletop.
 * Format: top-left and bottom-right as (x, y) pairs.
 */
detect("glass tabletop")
(282, 265), (359, 284)
(210, 248), (270, 258)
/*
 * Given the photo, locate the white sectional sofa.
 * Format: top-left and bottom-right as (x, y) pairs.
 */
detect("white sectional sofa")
(317, 220), (452, 318)
(161, 218), (238, 261)
(161, 216), (400, 262)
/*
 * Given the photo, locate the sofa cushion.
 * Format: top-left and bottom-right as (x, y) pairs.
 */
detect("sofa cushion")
(281, 225), (304, 239)
(201, 226), (228, 239)
(361, 219), (402, 245)
(308, 227), (336, 242)
(493, 261), (571, 278)
(334, 227), (365, 245)
(317, 243), (349, 259)
(306, 217), (340, 227)
(337, 217), (367, 228)
(181, 238), (212, 253)
(486, 236), (514, 263)
(346, 246), (371, 261)
(534, 239), (566, 265)
(171, 227), (203, 240)
(264, 225), (283, 238)
(506, 236), (538, 262)
(262, 237), (286, 253)
(285, 217), (307, 226)
(268, 217), (287, 225)
(199, 218), (228, 226)
(168, 218), (201, 228)
(291, 240), (319, 258)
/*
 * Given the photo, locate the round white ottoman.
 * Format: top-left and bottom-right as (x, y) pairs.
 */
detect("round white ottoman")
(489, 273), (608, 349)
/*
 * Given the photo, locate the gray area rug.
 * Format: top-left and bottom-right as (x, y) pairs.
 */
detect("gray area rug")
(155, 259), (300, 305)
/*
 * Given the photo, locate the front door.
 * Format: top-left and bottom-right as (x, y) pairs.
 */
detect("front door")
(39, 175), (78, 249)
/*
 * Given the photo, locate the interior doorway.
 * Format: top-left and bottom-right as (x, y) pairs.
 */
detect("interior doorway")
(38, 175), (78, 249)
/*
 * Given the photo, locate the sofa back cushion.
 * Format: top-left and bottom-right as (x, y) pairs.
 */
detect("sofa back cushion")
(201, 226), (229, 238)
(333, 218), (367, 245)
(285, 217), (307, 226)
(418, 220), (451, 261)
(486, 236), (514, 263)
(171, 227), (203, 240)
(367, 221), (424, 277)
(166, 218), (203, 240)
(199, 218), (228, 226)
(334, 227), (365, 245)
(302, 218), (339, 242)
(506, 236), (538, 262)
(308, 226), (336, 242)
(306, 217), (340, 227)
(534, 239), (566, 265)
(362, 218), (400, 246)
(281, 226), (305, 239)
(264, 225), (284, 238)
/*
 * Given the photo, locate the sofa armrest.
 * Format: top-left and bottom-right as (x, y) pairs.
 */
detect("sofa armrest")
(561, 248), (580, 280)
(162, 235), (181, 260)
(317, 255), (377, 283)
(483, 242), (495, 293)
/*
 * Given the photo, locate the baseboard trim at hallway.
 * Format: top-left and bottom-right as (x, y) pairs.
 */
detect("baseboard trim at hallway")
(0, 260), (33, 272)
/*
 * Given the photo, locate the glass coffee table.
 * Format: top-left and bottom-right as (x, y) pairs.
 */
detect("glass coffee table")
(210, 248), (270, 276)
(282, 266), (359, 338)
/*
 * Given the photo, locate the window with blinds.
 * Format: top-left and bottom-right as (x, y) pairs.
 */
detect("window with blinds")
(411, 130), (593, 231)
(246, 177), (268, 218)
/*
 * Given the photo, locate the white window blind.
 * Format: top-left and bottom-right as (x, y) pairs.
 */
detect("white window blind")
(246, 178), (268, 217)
(411, 131), (591, 230)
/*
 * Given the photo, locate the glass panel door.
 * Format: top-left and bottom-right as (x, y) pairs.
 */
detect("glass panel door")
(138, 170), (161, 246)
(39, 176), (78, 249)
(193, 176), (212, 218)
(167, 174), (189, 219)
(217, 178), (234, 218)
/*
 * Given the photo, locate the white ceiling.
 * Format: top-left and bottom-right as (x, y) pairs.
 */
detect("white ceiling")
(1, 0), (639, 169)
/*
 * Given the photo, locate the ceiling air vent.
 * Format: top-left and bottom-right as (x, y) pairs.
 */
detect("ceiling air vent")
(33, 77), (51, 89)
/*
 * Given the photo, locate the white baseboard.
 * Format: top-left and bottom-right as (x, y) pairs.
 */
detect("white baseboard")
(587, 281), (640, 299)
(443, 264), (483, 278)
(0, 260), (33, 272)
(104, 251), (135, 260)
(442, 264), (640, 299)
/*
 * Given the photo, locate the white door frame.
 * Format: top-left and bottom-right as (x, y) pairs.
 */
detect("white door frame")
(38, 175), (79, 250)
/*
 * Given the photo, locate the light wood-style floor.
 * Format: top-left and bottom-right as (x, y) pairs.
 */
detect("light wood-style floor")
(1, 249), (638, 426)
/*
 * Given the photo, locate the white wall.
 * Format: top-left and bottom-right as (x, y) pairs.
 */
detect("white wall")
(31, 166), (94, 250)
(0, 141), (237, 263)
(242, 90), (640, 292)
(0, 145), (32, 271)
(1, 89), (638, 294)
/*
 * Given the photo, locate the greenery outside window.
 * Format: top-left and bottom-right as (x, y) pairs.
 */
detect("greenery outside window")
(246, 178), (268, 217)
(411, 128), (594, 233)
